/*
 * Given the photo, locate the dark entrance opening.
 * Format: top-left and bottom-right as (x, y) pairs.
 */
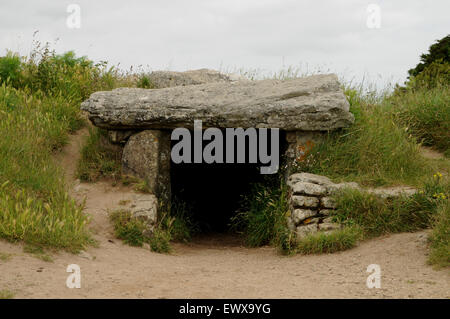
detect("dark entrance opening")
(170, 129), (287, 234)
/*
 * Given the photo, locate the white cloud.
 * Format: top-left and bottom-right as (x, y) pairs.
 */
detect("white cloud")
(0, 0), (448, 88)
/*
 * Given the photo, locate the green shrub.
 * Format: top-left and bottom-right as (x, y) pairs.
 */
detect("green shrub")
(408, 62), (450, 90)
(148, 228), (172, 253)
(110, 210), (147, 247)
(0, 52), (23, 88)
(408, 35), (449, 79)
(109, 208), (193, 253)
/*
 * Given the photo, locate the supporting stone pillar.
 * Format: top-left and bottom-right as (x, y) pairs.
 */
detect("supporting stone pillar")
(284, 131), (325, 179)
(122, 130), (171, 209)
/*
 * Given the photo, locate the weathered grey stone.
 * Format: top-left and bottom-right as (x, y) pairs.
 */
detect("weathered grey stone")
(291, 182), (327, 196)
(296, 224), (318, 239)
(122, 130), (171, 205)
(326, 182), (360, 195)
(366, 187), (417, 199)
(291, 195), (319, 208)
(292, 209), (317, 224)
(287, 172), (333, 187)
(147, 69), (245, 88)
(321, 197), (337, 209)
(130, 193), (158, 225)
(318, 222), (341, 232)
(81, 74), (353, 131)
(322, 217), (335, 224)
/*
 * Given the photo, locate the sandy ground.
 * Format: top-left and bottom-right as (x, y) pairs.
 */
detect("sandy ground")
(0, 129), (448, 299)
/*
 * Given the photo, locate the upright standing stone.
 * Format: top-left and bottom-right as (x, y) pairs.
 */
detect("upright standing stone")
(122, 130), (171, 206)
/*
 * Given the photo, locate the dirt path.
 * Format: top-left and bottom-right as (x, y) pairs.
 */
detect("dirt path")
(420, 146), (445, 160)
(0, 130), (449, 299)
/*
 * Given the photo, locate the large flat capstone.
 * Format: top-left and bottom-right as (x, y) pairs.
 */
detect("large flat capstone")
(81, 74), (354, 131)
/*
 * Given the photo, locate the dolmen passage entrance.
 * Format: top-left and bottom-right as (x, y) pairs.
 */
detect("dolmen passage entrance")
(81, 70), (354, 233)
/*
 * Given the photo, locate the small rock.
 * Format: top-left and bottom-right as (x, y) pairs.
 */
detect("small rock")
(292, 209), (317, 224)
(295, 224), (318, 239)
(287, 173), (333, 187)
(291, 195), (319, 208)
(78, 251), (94, 261)
(291, 182), (327, 196)
(130, 193), (158, 225)
(318, 222), (341, 231)
(325, 182), (360, 195)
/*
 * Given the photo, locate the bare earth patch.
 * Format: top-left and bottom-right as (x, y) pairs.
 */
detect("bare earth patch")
(420, 146), (445, 160)
(0, 129), (448, 299)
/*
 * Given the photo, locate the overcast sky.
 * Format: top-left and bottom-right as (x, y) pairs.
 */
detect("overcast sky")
(1, 0), (449, 88)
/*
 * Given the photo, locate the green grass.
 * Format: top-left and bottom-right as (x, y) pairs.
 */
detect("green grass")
(233, 78), (449, 259)
(1, 43), (448, 263)
(231, 176), (290, 249)
(110, 210), (148, 247)
(109, 202), (195, 253)
(332, 177), (447, 238)
(0, 252), (12, 262)
(328, 176), (449, 267)
(296, 226), (363, 254)
(293, 88), (433, 187)
(23, 244), (53, 262)
(0, 45), (134, 252)
(389, 84), (450, 154)
(77, 127), (122, 182)
(428, 200), (450, 268)
(0, 289), (14, 299)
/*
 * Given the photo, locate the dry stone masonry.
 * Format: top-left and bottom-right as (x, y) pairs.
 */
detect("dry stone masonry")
(81, 69), (355, 230)
(286, 173), (359, 238)
(286, 172), (418, 239)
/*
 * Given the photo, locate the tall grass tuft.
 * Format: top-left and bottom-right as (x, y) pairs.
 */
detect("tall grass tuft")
(428, 200), (450, 268)
(332, 176), (448, 238)
(293, 87), (434, 187)
(0, 44), (137, 251)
